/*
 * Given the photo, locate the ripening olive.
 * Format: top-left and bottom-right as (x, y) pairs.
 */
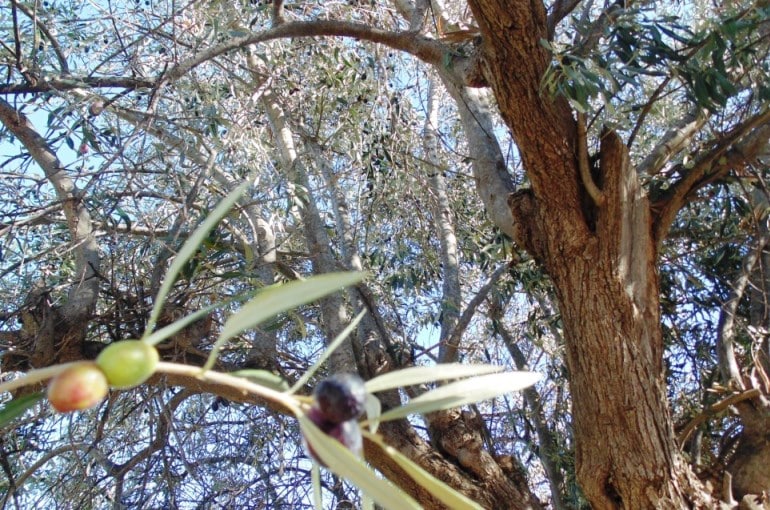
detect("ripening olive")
(305, 406), (364, 462)
(47, 362), (108, 413)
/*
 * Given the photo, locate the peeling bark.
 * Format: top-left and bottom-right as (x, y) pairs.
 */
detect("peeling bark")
(424, 78), (462, 363)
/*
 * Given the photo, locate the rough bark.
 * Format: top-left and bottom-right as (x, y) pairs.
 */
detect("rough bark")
(366, 418), (544, 509)
(465, 1), (710, 506)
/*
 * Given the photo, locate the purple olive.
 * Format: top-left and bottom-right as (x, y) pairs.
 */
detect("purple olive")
(305, 406), (363, 461)
(312, 373), (366, 424)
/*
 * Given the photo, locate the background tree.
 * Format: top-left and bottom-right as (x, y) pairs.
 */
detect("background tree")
(1, 0), (769, 508)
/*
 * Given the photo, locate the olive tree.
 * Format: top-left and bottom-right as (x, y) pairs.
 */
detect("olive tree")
(1, 0), (769, 508)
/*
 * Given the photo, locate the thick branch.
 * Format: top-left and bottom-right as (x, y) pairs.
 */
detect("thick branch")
(717, 228), (770, 389)
(424, 79), (462, 363)
(547, 0), (582, 39)
(0, 76), (155, 95)
(653, 111), (770, 243)
(438, 71), (516, 238)
(638, 107), (709, 176)
(163, 21), (451, 85)
(468, 0), (585, 247)
(0, 98), (100, 324)
(677, 389), (762, 446)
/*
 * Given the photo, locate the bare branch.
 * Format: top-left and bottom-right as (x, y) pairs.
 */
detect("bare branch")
(677, 389), (762, 446)
(0, 76), (155, 95)
(716, 214), (770, 389)
(637, 107), (709, 175)
(577, 112), (604, 206)
(443, 263), (510, 356)
(272, 0), (286, 26)
(547, 0), (582, 39)
(10, 0), (70, 74)
(162, 21), (450, 85)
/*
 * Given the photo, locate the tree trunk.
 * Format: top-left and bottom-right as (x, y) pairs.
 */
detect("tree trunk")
(465, 1), (711, 506)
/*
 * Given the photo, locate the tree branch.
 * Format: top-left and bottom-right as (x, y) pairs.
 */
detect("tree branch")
(162, 21), (450, 85)
(677, 389), (762, 446)
(717, 227), (770, 389)
(443, 263), (509, 357)
(637, 106), (709, 175)
(0, 76), (155, 95)
(653, 110), (770, 243)
(547, 0), (582, 40)
(577, 112), (604, 206)
(10, 0), (70, 74)
(0, 98), (100, 325)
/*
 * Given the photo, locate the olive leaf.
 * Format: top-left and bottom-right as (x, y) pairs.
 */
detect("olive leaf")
(144, 181), (250, 337)
(377, 371), (541, 422)
(288, 309), (366, 394)
(0, 392), (44, 428)
(298, 414), (421, 510)
(364, 363), (503, 394)
(365, 432), (483, 510)
(204, 272), (365, 371)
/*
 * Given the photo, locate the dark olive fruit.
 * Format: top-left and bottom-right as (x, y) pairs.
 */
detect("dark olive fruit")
(312, 373), (366, 425)
(47, 363), (108, 413)
(305, 406), (363, 462)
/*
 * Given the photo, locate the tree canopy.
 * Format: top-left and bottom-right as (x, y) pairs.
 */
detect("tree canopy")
(1, 0), (769, 508)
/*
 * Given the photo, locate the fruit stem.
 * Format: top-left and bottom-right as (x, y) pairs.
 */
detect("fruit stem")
(155, 362), (302, 414)
(0, 362), (80, 395)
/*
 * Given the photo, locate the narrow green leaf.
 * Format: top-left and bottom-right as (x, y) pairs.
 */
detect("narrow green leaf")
(364, 393), (382, 433)
(144, 181), (250, 337)
(143, 290), (256, 346)
(204, 272), (364, 371)
(312, 463), (322, 510)
(366, 433), (483, 510)
(0, 392), (44, 428)
(230, 369), (289, 392)
(365, 363), (503, 394)
(288, 309), (367, 394)
(298, 415), (421, 510)
(378, 371), (541, 422)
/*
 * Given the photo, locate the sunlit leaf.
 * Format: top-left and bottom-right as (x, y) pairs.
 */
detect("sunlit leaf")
(205, 272), (365, 370)
(144, 181), (250, 336)
(144, 291), (255, 346)
(230, 369), (289, 392)
(377, 371), (541, 422)
(365, 363), (503, 394)
(298, 414), (421, 510)
(364, 393), (381, 433)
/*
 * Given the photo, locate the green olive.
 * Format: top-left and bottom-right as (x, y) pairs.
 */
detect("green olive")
(96, 340), (159, 389)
